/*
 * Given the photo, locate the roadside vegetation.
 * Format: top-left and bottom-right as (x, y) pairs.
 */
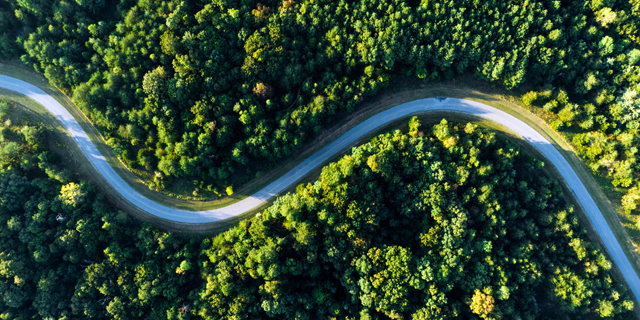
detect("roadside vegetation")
(0, 105), (634, 318)
(0, 0), (637, 199)
(3, 0), (640, 261)
(2, 0), (640, 317)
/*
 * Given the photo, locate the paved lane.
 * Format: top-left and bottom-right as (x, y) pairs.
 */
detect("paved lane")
(1, 75), (638, 302)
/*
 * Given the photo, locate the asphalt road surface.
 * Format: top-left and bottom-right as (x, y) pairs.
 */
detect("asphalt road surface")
(1, 75), (638, 302)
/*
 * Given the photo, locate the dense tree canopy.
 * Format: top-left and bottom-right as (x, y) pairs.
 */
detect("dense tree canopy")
(195, 120), (634, 319)
(1, 0), (640, 315)
(0, 100), (202, 319)
(0, 101), (633, 319)
(0, 0), (638, 203)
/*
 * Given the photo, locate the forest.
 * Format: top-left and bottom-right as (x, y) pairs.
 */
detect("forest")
(1, 0), (640, 318)
(0, 99), (634, 318)
(0, 0), (638, 202)
(3, 0), (640, 259)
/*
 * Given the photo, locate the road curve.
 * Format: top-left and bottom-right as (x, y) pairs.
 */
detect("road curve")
(1, 75), (639, 301)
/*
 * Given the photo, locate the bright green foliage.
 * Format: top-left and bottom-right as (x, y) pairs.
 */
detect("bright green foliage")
(408, 116), (422, 137)
(3, 0), (640, 242)
(469, 289), (495, 317)
(196, 121), (633, 319)
(0, 100), (634, 318)
(2, 0), (638, 201)
(59, 182), (91, 207)
(355, 246), (417, 317)
(0, 0), (639, 313)
(0, 100), (200, 319)
(3, 0), (640, 254)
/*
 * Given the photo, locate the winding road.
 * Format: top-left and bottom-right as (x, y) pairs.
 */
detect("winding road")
(0, 75), (639, 302)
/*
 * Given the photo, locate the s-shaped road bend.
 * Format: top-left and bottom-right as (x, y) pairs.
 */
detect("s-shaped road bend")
(0, 75), (639, 303)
